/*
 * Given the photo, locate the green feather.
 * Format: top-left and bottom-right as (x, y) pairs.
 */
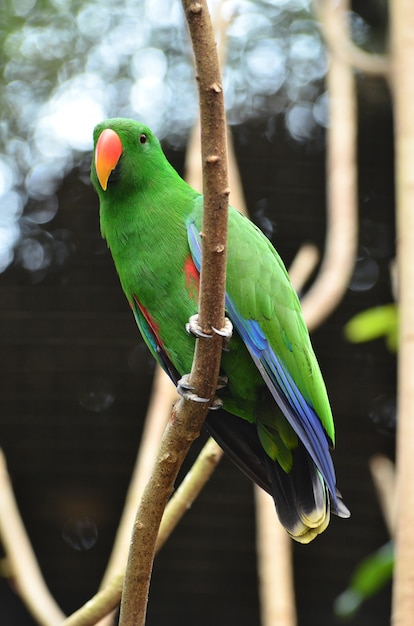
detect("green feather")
(91, 117), (348, 543)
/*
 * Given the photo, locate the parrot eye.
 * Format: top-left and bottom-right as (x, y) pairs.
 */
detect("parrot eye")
(139, 134), (147, 144)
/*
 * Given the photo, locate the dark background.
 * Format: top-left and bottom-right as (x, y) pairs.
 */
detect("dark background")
(0, 67), (396, 625)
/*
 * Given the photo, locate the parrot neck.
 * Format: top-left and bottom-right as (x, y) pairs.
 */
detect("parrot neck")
(100, 164), (196, 247)
(99, 173), (200, 309)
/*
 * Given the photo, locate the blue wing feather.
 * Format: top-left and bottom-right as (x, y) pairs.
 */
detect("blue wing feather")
(187, 220), (338, 508)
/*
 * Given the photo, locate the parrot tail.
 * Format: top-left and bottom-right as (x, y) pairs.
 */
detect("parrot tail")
(264, 445), (331, 544)
(205, 409), (349, 543)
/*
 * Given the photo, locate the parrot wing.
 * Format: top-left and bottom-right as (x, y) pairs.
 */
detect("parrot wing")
(186, 214), (340, 512)
(131, 288), (281, 498)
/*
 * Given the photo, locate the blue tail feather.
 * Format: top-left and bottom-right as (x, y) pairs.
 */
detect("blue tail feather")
(187, 220), (339, 512)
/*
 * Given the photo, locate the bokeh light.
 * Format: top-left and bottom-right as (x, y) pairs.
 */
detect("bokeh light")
(62, 516), (99, 551)
(0, 0), (377, 274)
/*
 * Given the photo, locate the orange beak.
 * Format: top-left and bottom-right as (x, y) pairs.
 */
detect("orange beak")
(95, 128), (123, 190)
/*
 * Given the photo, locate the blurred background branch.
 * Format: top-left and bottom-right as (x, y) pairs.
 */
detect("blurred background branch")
(0, 451), (65, 626)
(314, 0), (390, 78)
(390, 1), (414, 624)
(301, 0), (358, 331)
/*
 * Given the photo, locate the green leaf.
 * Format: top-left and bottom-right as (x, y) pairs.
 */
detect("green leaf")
(334, 541), (394, 618)
(344, 304), (398, 351)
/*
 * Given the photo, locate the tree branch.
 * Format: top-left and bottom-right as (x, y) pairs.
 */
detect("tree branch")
(314, 0), (391, 79)
(390, 2), (414, 624)
(117, 2), (229, 625)
(0, 450), (65, 626)
(301, 0), (358, 331)
(369, 455), (395, 537)
(62, 438), (223, 626)
(255, 488), (297, 626)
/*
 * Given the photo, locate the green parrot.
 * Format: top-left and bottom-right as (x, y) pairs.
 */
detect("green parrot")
(91, 117), (349, 543)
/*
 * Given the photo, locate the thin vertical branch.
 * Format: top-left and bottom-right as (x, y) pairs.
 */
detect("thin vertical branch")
(188, 8), (308, 624)
(183, 1), (229, 340)
(314, 0), (391, 78)
(255, 489), (297, 626)
(301, 0), (358, 331)
(117, 2), (229, 625)
(390, 1), (414, 624)
(369, 456), (395, 537)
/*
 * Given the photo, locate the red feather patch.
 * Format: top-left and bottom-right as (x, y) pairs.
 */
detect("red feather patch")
(133, 297), (162, 345)
(184, 254), (199, 301)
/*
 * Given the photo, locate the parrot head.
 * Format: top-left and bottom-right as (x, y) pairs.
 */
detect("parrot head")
(91, 118), (165, 196)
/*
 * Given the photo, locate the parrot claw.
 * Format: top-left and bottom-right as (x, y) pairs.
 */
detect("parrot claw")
(212, 317), (233, 340)
(216, 374), (228, 390)
(208, 397), (223, 411)
(212, 317), (233, 351)
(177, 375), (210, 404)
(177, 374), (226, 409)
(186, 314), (233, 350)
(186, 314), (212, 339)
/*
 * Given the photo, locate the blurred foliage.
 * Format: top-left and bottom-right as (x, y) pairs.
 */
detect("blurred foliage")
(334, 541), (394, 619)
(345, 304), (398, 352)
(342, 295), (396, 616)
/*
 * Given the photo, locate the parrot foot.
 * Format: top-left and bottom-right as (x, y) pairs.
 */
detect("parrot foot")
(177, 374), (226, 410)
(186, 314), (211, 339)
(186, 314), (233, 349)
(207, 374), (227, 409)
(216, 374), (228, 390)
(212, 317), (233, 340)
(177, 375), (210, 404)
(212, 317), (233, 351)
(208, 397), (223, 411)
